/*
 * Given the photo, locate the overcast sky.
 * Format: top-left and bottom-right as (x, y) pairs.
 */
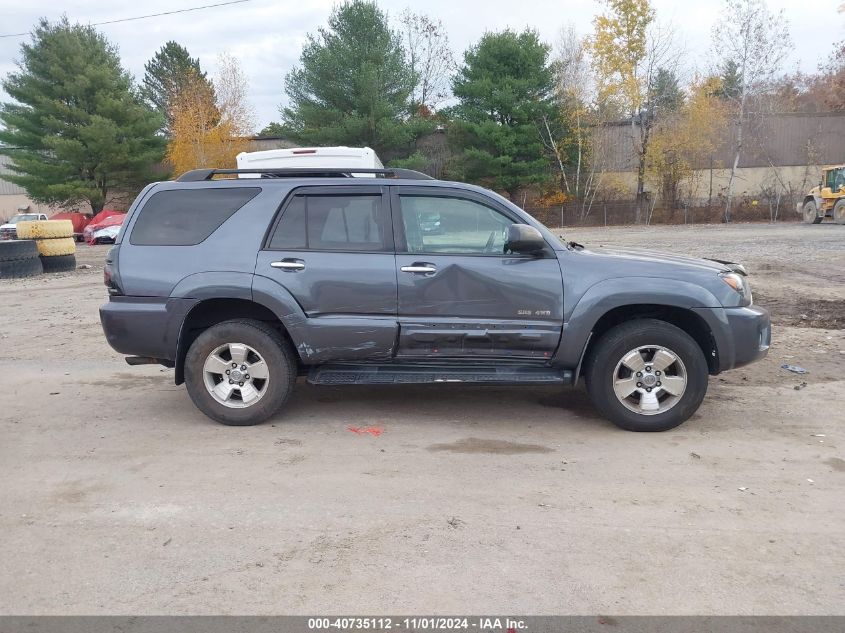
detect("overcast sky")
(1, 0), (843, 130)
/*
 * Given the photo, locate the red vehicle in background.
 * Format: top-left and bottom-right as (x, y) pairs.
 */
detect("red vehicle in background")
(50, 211), (91, 242)
(83, 210), (127, 245)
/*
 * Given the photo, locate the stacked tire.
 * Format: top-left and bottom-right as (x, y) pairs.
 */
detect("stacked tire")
(0, 239), (43, 278)
(16, 220), (77, 273)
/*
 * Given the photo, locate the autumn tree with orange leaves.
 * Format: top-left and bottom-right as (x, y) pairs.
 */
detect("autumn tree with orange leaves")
(166, 54), (255, 176)
(646, 77), (728, 213)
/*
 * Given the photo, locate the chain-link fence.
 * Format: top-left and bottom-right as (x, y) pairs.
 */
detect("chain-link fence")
(524, 198), (799, 228)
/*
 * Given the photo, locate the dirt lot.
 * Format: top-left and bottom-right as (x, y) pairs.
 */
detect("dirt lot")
(1, 222), (844, 615)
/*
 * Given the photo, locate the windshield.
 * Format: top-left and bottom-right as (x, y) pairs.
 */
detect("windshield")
(8, 214), (38, 223)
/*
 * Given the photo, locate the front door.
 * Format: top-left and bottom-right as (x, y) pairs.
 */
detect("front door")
(392, 186), (564, 360)
(255, 185), (398, 361)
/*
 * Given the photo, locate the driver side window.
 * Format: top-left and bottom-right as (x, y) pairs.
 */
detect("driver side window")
(398, 195), (513, 255)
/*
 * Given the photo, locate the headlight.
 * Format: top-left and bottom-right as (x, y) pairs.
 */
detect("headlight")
(719, 272), (752, 304)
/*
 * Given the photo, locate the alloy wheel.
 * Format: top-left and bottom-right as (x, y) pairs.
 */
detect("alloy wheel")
(612, 345), (687, 415)
(202, 342), (270, 408)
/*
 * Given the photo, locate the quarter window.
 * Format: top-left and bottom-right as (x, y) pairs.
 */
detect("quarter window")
(268, 196), (306, 249)
(268, 194), (386, 251)
(130, 187), (260, 246)
(399, 195), (514, 254)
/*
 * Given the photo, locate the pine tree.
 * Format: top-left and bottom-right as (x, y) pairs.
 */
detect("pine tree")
(651, 68), (684, 112)
(281, 0), (413, 155)
(448, 29), (556, 198)
(714, 59), (743, 100)
(0, 18), (164, 214)
(142, 41), (212, 135)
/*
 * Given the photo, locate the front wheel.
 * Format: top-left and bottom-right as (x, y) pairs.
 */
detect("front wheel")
(184, 319), (296, 425)
(833, 199), (845, 225)
(584, 319), (709, 432)
(802, 200), (822, 224)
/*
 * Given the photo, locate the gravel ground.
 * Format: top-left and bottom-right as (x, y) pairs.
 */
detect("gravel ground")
(0, 223), (843, 615)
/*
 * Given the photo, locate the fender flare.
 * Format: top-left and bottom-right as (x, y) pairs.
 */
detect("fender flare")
(170, 272), (310, 384)
(171, 271), (254, 301)
(170, 272), (307, 333)
(554, 277), (727, 368)
(802, 194), (821, 210)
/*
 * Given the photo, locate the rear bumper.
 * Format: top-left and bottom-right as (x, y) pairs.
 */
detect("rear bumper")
(100, 296), (198, 361)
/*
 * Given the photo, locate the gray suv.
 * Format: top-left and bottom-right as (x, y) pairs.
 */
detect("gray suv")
(99, 168), (770, 432)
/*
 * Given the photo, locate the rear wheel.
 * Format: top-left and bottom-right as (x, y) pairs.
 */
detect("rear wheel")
(833, 199), (845, 225)
(802, 200), (822, 224)
(184, 319), (296, 426)
(584, 319), (709, 432)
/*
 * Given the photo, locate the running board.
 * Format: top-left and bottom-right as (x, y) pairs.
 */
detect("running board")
(307, 364), (572, 386)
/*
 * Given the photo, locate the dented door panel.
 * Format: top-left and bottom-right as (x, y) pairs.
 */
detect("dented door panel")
(395, 254), (564, 358)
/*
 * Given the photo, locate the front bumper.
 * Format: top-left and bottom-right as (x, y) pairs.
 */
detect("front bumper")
(724, 305), (771, 370)
(692, 304), (770, 373)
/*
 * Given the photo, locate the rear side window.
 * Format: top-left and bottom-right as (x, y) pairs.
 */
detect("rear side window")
(130, 187), (260, 246)
(268, 194), (386, 251)
(268, 196), (306, 249)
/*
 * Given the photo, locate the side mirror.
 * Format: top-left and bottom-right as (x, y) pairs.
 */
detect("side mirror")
(505, 224), (545, 254)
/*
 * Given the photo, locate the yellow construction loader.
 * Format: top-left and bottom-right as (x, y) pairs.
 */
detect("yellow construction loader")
(799, 165), (845, 224)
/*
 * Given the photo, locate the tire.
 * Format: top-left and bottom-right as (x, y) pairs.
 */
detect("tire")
(0, 256), (43, 278)
(584, 319), (709, 432)
(184, 319), (296, 426)
(0, 239), (38, 262)
(834, 199), (845, 225)
(39, 253), (77, 273)
(802, 200), (822, 224)
(16, 220), (74, 239)
(34, 236), (76, 257)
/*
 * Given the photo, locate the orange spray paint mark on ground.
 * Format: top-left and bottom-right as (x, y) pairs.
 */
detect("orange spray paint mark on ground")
(347, 426), (384, 437)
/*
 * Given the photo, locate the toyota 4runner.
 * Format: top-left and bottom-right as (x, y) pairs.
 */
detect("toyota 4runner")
(99, 167), (770, 432)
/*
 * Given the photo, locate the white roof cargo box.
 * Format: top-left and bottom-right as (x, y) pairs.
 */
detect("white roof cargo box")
(235, 146), (384, 177)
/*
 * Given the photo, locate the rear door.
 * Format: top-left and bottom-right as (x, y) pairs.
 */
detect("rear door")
(392, 186), (564, 360)
(255, 185), (398, 361)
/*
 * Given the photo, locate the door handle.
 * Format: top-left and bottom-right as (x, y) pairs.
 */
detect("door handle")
(400, 264), (437, 274)
(271, 259), (305, 271)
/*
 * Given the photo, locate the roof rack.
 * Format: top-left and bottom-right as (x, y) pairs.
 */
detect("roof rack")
(176, 167), (434, 182)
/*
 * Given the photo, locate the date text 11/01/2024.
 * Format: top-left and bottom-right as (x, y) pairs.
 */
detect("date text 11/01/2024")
(308, 617), (528, 631)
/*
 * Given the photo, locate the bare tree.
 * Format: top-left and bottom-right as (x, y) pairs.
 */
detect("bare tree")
(540, 24), (613, 224)
(712, 0), (790, 222)
(630, 23), (680, 222)
(552, 25), (592, 198)
(399, 10), (455, 114)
